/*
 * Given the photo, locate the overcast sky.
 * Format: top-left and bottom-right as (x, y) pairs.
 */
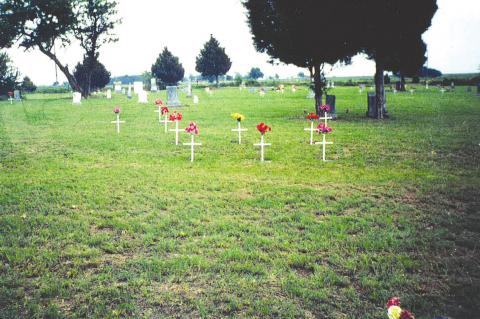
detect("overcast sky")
(5, 0), (480, 85)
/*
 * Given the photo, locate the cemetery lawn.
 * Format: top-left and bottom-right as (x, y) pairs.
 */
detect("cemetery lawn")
(1, 87), (479, 319)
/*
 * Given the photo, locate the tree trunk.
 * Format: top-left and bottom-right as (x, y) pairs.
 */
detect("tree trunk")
(400, 74), (406, 91)
(216, 75), (219, 87)
(313, 64), (324, 115)
(374, 60), (385, 119)
(38, 46), (83, 95)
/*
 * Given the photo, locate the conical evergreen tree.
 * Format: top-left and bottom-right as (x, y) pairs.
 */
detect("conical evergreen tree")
(195, 35), (232, 86)
(151, 47), (185, 86)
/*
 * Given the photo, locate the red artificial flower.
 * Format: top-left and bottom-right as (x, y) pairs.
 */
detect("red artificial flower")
(256, 122), (271, 135)
(306, 112), (319, 120)
(185, 121), (199, 135)
(161, 106), (169, 115)
(386, 297), (401, 308)
(7, 91), (13, 97)
(320, 104), (331, 112)
(317, 123), (332, 134)
(113, 107), (121, 114)
(155, 99), (163, 106)
(169, 111), (182, 121)
(400, 310), (415, 319)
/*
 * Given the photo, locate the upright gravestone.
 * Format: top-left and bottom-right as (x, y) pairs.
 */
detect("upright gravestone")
(325, 95), (337, 119)
(151, 78), (158, 92)
(14, 90), (21, 101)
(138, 90), (148, 104)
(186, 82), (192, 97)
(106, 89), (112, 99)
(167, 86), (181, 107)
(127, 84), (132, 99)
(114, 83), (122, 93)
(367, 93), (388, 118)
(72, 92), (82, 105)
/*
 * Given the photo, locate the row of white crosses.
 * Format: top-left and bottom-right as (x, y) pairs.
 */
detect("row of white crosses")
(304, 105), (334, 162)
(231, 114), (271, 162)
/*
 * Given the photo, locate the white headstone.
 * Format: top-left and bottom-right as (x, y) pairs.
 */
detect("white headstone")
(114, 83), (122, 93)
(138, 90), (148, 103)
(127, 84), (132, 99)
(193, 95), (199, 105)
(151, 78), (158, 92)
(72, 92), (82, 104)
(133, 81), (143, 95)
(186, 83), (192, 97)
(14, 90), (21, 101)
(106, 89), (112, 99)
(121, 88), (126, 95)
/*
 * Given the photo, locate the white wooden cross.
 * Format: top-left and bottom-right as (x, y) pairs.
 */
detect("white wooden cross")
(183, 134), (202, 162)
(232, 121), (248, 144)
(254, 135), (271, 162)
(304, 121), (319, 145)
(315, 134), (333, 162)
(8, 96), (13, 105)
(159, 113), (172, 133)
(169, 120), (183, 145)
(111, 113), (125, 133)
(320, 112), (333, 126)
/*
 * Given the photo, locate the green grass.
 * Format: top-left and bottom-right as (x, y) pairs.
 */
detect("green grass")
(1, 86), (479, 319)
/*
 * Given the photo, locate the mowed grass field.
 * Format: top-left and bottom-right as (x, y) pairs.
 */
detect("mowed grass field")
(1, 86), (479, 319)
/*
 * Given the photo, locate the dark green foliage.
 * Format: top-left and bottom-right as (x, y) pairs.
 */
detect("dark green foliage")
(195, 35), (232, 86)
(74, 59), (111, 92)
(151, 48), (185, 86)
(248, 67), (264, 80)
(0, 52), (19, 96)
(21, 76), (36, 93)
(384, 74), (391, 85)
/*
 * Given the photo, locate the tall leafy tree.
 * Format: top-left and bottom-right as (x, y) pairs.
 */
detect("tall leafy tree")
(244, 0), (360, 114)
(21, 76), (36, 93)
(74, 0), (120, 96)
(195, 35), (232, 86)
(361, 0), (438, 119)
(151, 47), (185, 86)
(248, 67), (264, 80)
(0, 0), (81, 93)
(0, 52), (19, 95)
(74, 59), (110, 93)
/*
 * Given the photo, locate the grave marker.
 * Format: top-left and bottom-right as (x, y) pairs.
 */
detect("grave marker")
(367, 93), (388, 118)
(193, 95), (199, 105)
(133, 81), (143, 95)
(14, 90), (21, 101)
(106, 89), (112, 99)
(151, 78), (158, 92)
(127, 84), (132, 99)
(72, 92), (82, 104)
(138, 90), (148, 104)
(304, 112), (319, 145)
(254, 123), (271, 162)
(315, 124), (333, 162)
(167, 86), (181, 107)
(231, 113), (247, 144)
(114, 83), (122, 93)
(111, 107), (125, 133)
(183, 122), (201, 162)
(325, 95), (337, 119)
(7, 91), (13, 104)
(169, 112), (183, 145)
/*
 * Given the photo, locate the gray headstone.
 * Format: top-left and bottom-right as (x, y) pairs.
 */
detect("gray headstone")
(167, 86), (181, 107)
(367, 93), (388, 118)
(325, 95), (337, 119)
(14, 90), (21, 100)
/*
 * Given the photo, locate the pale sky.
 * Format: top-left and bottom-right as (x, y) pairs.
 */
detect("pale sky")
(5, 0), (480, 85)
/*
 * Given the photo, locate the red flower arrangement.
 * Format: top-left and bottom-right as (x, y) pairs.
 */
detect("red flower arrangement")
(386, 297), (415, 319)
(185, 121), (199, 135)
(386, 297), (401, 308)
(161, 106), (169, 115)
(306, 112), (319, 120)
(113, 107), (121, 114)
(320, 104), (331, 112)
(155, 99), (163, 106)
(256, 122), (271, 135)
(400, 310), (415, 319)
(7, 91), (13, 97)
(169, 111), (182, 121)
(317, 123), (332, 134)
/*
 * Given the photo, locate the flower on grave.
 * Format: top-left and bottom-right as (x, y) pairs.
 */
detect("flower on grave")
(256, 122), (271, 135)
(169, 111), (182, 121)
(317, 123), (332, 134)
(7, 91), (13, 97)
(185, 121), (199, 135)
(306, 112), (319, 120)
(388, 306), (402, 319)
(155, 99), (163, 106)
(161, 106), (169, 115)
(387, 298), (401, 308)
(320, 104), (331, 112)
(231, 113), (245, 122)
(113, 107), (121, 114)
(400, 310), (415, 319)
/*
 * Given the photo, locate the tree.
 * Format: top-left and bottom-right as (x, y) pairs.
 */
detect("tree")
(195, 35), (232, 86)
(234, 73), (243, 86)
(244, 0), (360, 115)
(151, 47), (185, 86)
(248, 67), (264, 80)
(0, 52), (19, 96)
(21, 76), (36, 93)
(74, 59), (110, 93)
(74, 0), (120, 96)
(298, 72), (306, 79)
(0, 0), (81, 93)
(360, 0), (438, 118)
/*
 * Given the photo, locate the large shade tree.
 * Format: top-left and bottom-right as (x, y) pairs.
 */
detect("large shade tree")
(74, 59), (111, 93)
(195, 35), (232, 86)
(151, 47), (185, 86)
(0, 52), (19, 95)
(361, 0), (438, 119)
(244, 0), (361, 114)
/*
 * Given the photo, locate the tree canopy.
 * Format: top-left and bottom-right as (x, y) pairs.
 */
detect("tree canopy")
(0, 52), (19, 96)
(248, 67), (264, 80)
(21, 76), (36, 93)
(195, 35), (232, 86)
(74, 59), (111, 93)
(151, 47), (185, 86)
